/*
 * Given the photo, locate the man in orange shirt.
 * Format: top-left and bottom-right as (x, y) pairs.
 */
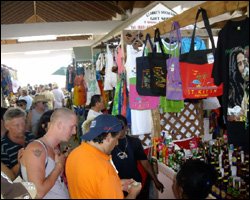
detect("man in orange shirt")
(66, 114), (142, 199)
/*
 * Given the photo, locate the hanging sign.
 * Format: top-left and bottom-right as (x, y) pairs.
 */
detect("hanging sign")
(126, 3), (176, 30)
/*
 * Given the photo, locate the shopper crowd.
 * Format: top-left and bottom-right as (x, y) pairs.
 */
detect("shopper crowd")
(1, 83), (218, 199)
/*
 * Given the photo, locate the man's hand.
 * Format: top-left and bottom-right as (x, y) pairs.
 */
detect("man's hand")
(121, 178), (134, 192)
(154, 179), (164, 193)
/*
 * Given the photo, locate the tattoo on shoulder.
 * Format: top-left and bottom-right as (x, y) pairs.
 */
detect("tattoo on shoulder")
(32, 149), (43, 157)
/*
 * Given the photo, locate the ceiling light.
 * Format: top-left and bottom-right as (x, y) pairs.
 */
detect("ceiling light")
(18, 35), (57, 42)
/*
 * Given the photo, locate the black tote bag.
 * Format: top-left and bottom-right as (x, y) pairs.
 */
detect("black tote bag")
(136, 33), (155, 96)
(148, 28), (170, 96)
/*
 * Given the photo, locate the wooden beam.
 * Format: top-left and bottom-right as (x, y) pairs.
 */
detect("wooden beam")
(142, 1), (249, 37)
(24, 14), (46, 23)
(1, 40), (17, 45)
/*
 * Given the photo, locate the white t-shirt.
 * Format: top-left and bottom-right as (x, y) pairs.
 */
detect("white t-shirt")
(86, 109), (102, 120)
(19, 95), (33, 111)
(52, 88), (65, 109)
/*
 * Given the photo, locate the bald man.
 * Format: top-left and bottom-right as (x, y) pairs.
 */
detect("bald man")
(19, 108), (78, 199)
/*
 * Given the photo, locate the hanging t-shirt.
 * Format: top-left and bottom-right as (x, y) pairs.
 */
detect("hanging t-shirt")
(125, 44), (153, 135)
(73, 75), (87, 106)
(84, 67), (100, 106)
(116, 46), (126, 74)
(212, 17), (249, 150)
(180, 36), (207, 54)
(104, 45), (117, 91)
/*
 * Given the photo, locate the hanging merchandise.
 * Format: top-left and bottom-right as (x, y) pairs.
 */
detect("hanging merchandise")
(127, 38), (159, 110)
(103, 44), (117, 91)
(130, 77), (159, 110)
(148, 28), (169, 96)
(136, 33), (154, 96)
(166, 21), (184, 100)
(1, 66), (13, 96)
(212, 16), (249, 149)
(124, 42), (153, 135)
(179, 8), (223, 99)
(73, 73), (87, 106)
(116, 45), (126, 74)
(154, 31), (184, 113)
(84, 65), (101, 105)
(112, 73), (131, 126)
(180, 36), (207, 54)
(66, 65), (76, 92)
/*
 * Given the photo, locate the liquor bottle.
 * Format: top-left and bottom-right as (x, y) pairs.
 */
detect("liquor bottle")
(221, 178), (228, 199)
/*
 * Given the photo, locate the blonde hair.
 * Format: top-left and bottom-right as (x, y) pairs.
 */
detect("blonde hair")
(81, 117), (95, 135)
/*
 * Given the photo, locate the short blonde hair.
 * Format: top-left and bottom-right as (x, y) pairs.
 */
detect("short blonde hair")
(3, 107), (26, 121)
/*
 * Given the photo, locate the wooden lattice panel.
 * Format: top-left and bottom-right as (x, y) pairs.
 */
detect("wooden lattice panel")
(160, 101), (204, 140)
(133, 134), (152, 149)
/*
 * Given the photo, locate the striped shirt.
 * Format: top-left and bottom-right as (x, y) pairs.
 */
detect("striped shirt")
(1, 132), (35, 169)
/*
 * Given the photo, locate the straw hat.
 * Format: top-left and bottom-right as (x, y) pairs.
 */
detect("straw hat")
(33, 95), (48, 103)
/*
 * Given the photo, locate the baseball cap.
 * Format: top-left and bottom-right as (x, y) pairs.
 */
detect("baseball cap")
(81, 114), (123, 141)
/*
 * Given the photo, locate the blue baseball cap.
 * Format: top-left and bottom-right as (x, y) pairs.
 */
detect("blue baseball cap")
(81, 114), (123, 141)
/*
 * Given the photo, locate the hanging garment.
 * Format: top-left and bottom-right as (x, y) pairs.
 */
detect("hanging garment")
(212, 17), (249, 150)
(116, 46), (126, 74)
(66, 66), (76, 92)
(125, 44), (153, 135)
(84, 67), (100, 106)
(73, 75), (87, 106)
(157, 39), (184, 112)
(181, 36), (207, 54)
(104, 45), (117, 91)
(1, 68), (13, 96)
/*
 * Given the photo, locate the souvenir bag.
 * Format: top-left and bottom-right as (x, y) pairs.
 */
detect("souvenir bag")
(166, 21), (184, 100)
(136, 33), (154, 96)
(179, 8), (223, 99)
(149, 28), (170, 96)
(129, 77), (159, 110)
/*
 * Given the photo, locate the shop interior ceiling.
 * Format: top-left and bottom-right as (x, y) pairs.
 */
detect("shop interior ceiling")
(1, 1), (219, 57)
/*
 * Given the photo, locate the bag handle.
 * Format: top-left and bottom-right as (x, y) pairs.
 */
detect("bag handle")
(153, 28), (165, 56)
(190, 8), (215, 52)
(142, 33), (154, 57)
(169, 21), (181, 57)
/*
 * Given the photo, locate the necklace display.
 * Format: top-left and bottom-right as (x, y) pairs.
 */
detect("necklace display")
(116, 137), (128, 159)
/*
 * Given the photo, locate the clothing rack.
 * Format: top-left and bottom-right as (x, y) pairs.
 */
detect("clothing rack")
(1, 64), (17, 72)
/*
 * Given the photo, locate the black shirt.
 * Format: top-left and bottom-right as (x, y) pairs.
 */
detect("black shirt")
(212, 17), (249, 151)
(1, 132), (35, 169)
(111, 135), (147, 182)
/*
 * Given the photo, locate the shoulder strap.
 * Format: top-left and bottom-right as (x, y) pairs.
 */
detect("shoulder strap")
(33, 140), (48, 168)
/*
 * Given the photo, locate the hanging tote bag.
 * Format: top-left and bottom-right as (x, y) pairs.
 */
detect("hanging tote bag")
(179, 8), (223, 99)
(136, 33), (154, 96)
(148, 28), (170, 96)
(166, 21), (184, 100)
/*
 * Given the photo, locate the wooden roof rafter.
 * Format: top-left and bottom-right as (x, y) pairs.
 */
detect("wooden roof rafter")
(78, 1), (113, 20)
(142, 1), (249, 37)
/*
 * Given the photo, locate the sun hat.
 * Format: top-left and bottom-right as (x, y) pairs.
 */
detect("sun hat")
(33, 95), (48, 103)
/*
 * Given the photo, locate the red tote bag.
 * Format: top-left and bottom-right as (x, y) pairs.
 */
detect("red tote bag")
(179, 8), (223, 99)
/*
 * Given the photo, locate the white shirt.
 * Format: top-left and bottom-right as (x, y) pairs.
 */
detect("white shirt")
(86, 109), (102, 120)
(52, 88), (65, 109)
(19, 95), (33, 111)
